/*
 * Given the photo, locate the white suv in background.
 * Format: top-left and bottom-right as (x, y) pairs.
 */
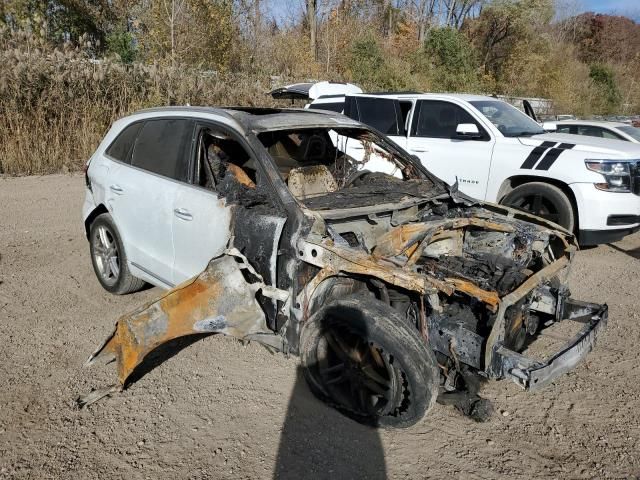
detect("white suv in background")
(305, 91), (640, 245)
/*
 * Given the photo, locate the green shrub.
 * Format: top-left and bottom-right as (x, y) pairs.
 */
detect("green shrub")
(589, 64), (622, 113)
(422, 27), (479, 92)
(106, 29), (137, 63)
(348, 35), (411, 91)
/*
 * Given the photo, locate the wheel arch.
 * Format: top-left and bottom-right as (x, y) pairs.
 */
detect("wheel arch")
(84, 204), (109, 239)
(305, 275), (369, 315)
(496, 175), (580, 231)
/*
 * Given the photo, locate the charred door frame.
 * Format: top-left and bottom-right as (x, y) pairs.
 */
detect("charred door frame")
(240, 130), (313, 344)
(194, 119), (295, 331)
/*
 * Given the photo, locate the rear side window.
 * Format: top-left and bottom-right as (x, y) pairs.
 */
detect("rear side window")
(310, 102), (344, 113)
(106, 122), (142, 163)
(355, 97), (401, 135)
(413, 100), (487, 140)
(601, 129), (623, 140)
(577, 125), (603, 137)
(131, 119), (194, 182)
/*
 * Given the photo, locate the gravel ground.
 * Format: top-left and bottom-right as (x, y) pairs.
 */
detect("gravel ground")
(1, 174), (639, 479)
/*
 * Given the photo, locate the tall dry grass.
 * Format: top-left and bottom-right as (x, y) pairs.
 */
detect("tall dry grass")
(0, 30), (280, 175)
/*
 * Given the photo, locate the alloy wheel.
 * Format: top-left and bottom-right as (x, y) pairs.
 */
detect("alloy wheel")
(509, 193), (560, 224)
(92, 225), (120, 286)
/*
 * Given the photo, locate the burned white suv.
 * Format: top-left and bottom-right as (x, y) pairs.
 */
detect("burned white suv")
(81, 107), (607, 427)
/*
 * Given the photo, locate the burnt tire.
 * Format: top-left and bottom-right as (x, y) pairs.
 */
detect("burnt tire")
(89, 213), (145, 295)
(300, 295), (438, 428)
(501, 182), (575, 232)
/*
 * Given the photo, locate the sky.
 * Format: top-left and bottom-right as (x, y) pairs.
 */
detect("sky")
(581, 0), (640, 19)
(264, 0), (640, 24)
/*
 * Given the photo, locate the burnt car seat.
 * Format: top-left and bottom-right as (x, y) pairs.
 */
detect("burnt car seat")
(287, 165), (338, 199)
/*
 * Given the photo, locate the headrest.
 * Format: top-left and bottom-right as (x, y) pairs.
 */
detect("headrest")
(299, 134), (327, 163)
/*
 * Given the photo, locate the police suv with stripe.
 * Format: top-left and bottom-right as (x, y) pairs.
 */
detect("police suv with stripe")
(307, 92), (640, 245)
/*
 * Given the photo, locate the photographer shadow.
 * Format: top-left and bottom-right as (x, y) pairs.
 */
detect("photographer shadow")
(274, 367), (387, 480)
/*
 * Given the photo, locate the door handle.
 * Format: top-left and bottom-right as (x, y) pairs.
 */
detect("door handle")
(174, 208), (193, 221)
(412, 149), (429, 153)
(110, 184), (124, 194)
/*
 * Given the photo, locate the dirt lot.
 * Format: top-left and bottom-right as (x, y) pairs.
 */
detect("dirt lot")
(1, 174), (639, 479)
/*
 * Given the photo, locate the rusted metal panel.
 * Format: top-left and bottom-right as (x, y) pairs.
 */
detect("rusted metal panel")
(82, 251), (286, 401)
(298, 238), (504, 309)
(227, 164), (256, 188)
(299, 239), (447, 295)
(445, 278), (500, 312)
(372, 223), (431, 259)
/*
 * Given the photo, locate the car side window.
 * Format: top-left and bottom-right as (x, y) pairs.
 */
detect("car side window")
(602, 129), (623, 140)
(577, 125), (603, 137)
(105, 122), (143, 163)
(556, 125), (572, 134)
(310, 102), (344, 113)
(131, 118), (194, 182)
(196, 126), (257, 191)
(353, 97), (402, 136)
(412, 100), (488, 140)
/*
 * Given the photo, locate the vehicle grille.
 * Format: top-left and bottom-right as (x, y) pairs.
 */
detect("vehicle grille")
(632, 161), (640, 196)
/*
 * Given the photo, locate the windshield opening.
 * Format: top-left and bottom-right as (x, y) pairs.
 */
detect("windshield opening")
(257, 127), (441, 209)
(470, 100), (544, 137)
(618, 125), (640, 142)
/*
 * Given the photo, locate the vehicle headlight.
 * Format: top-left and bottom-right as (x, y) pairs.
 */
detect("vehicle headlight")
(585, 160), (632, 192)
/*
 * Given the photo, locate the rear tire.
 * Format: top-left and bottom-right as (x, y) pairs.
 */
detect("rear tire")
(300, 295), (438, 428)
(89, 213), (146, 295)
(501, 182), (575, 232)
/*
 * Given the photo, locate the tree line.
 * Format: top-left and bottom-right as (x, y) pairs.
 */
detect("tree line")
(0, 1), (638, 176)
(2, 0), (639, 114)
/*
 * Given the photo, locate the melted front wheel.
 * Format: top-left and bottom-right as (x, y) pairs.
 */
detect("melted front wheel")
(317, 325), (407, 418)
(301, 296), (438, 428)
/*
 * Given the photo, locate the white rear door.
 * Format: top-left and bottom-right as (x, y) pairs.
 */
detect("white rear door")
(171, 123), (238, 284)
(109, 118), (194, 288)
(406, 100), (495, 200)
(172, 185), (232, 285)
(107, 162), (177, 287)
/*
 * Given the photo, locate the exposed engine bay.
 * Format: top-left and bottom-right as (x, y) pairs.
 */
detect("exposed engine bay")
(294, 193), (606, 420)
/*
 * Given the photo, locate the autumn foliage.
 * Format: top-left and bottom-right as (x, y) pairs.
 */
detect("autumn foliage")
(0, 1), (639, 174)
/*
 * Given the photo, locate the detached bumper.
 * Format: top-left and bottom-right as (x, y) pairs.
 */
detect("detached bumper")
(493, 298), (608, 391)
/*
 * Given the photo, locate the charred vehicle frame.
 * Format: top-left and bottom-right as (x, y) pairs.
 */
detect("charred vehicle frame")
(81, 107), (607, 427)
